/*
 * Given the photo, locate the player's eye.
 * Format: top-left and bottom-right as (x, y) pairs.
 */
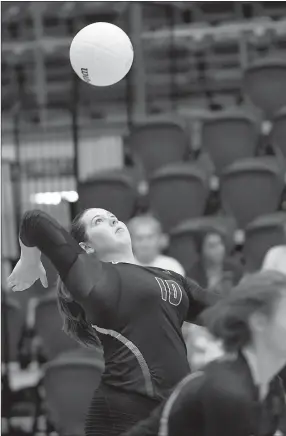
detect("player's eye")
(95, 218), (103, 225)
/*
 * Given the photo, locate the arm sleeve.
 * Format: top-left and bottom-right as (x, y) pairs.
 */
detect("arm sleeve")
(183, 277), (220, 324)
(19, 210), (119, 306)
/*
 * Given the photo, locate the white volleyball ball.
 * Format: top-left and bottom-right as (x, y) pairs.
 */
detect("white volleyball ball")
(70, 22), (134, 87)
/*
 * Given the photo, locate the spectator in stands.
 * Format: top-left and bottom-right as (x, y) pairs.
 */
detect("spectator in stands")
(262, 222), (286, 275)
(184, 229), (243, 368)
(128, 215), (185, 276)
(188, 229), (243, 297)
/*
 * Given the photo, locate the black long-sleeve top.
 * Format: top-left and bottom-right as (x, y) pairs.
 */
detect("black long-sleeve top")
(19, 210), (215, 401)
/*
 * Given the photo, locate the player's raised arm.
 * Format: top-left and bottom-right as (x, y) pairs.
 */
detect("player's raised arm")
(8, 209), (109, 301)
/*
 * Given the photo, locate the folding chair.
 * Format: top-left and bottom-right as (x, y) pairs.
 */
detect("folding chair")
(1, 296), (25, 364)
(1, 295), (40, 434)
(243, 212), (286, 272)
(30, 293), (79, 362)
(221, 157), (284, 228)
(149, 162), (209, 232)
(43, 356), (103, 436)
(128, 120), (189, 177)
(77, 170), (137, 222)
(244, 58), (286, 117)
(201, 111), (258, 175)
(269, 106), (286, 159)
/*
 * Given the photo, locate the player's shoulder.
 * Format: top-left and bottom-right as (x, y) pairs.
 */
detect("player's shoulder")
(167, 370), (206, 408)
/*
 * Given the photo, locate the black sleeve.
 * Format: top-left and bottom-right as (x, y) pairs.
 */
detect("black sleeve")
(19, 210), (119, 308)
(183, 277), (220, 324)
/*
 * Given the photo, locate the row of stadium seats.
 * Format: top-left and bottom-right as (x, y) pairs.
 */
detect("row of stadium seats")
(127, 109), (286, 177)
(1, 292), (103, 435)
(2, 28), (286, 121)
(2, 2), (286, 42)
(168, 212), (286, 273)
(77, 158), (285, 230)
(2, 293), (103, 364)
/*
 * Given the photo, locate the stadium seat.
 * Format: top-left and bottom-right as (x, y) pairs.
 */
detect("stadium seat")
(168, 216), (236, 272)
(243, 212), (286, 272)
(269, 106), (286, 159)
(149, 163), (209, 232)
(77, 170), (137, 222)
(201, 111), (258, 175)
(1, 296), (25, 364)
(30, 294), (79, 361)
(128, 120), (189, 177)
(244, 58), (286, 117)
(43, 355), (103, 436)
(221, 157), (284, 229)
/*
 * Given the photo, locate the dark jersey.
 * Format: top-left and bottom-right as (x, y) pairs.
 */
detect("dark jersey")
(20, 210), (215, 401)
(122, 353), (286, 436)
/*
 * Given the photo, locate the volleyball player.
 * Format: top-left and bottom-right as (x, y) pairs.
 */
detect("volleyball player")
(8, 208), (218, 436)
(122, 270), (286, 436)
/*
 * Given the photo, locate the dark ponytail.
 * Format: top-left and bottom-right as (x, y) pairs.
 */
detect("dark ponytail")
(56, 209), (101, 348)
(201, 270), (286, 353)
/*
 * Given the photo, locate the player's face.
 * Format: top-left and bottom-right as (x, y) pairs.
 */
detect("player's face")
(81, 208), (132, 256)
(130, 223), (161, 263)
(259, 289), (286, 358)
(202, 233), (225, 265)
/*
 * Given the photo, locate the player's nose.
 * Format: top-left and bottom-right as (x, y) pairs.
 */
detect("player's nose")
(109, 217), (118, 226)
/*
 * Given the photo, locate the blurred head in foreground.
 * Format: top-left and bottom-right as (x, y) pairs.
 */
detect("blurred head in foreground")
(202, 271), (286, 366)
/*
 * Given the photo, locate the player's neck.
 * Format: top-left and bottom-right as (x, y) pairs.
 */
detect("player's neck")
(243, 345), (285, 399)
(135, 253), (160, 265)
(101, 250), (135, 264)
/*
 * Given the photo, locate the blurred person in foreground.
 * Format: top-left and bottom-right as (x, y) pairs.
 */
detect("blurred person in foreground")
(262, 221), (286, 275)
(7, 208), (218, 436)
(122, 270), (286, 436)
(262, 221), (286, 430)
(128, 215), (185, 276)
(188, 229), (243, 296)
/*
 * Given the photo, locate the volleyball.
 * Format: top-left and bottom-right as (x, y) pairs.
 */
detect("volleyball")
(69, 22), (134, 87)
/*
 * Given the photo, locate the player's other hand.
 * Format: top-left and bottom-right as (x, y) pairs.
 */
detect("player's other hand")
(7, 258), (48, 292)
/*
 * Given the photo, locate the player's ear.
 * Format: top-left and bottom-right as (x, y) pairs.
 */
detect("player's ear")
(79, 242), (95, 254)
(159, 233), (169, 251)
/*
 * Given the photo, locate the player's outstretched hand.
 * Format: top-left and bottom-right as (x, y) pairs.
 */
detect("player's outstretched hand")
(7, 258), (48, 292)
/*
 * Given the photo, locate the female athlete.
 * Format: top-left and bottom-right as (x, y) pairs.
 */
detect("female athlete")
(8, 208), (217, 436)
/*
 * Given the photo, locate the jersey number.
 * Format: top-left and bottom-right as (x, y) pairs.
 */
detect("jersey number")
(155, 277), (183, 306)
